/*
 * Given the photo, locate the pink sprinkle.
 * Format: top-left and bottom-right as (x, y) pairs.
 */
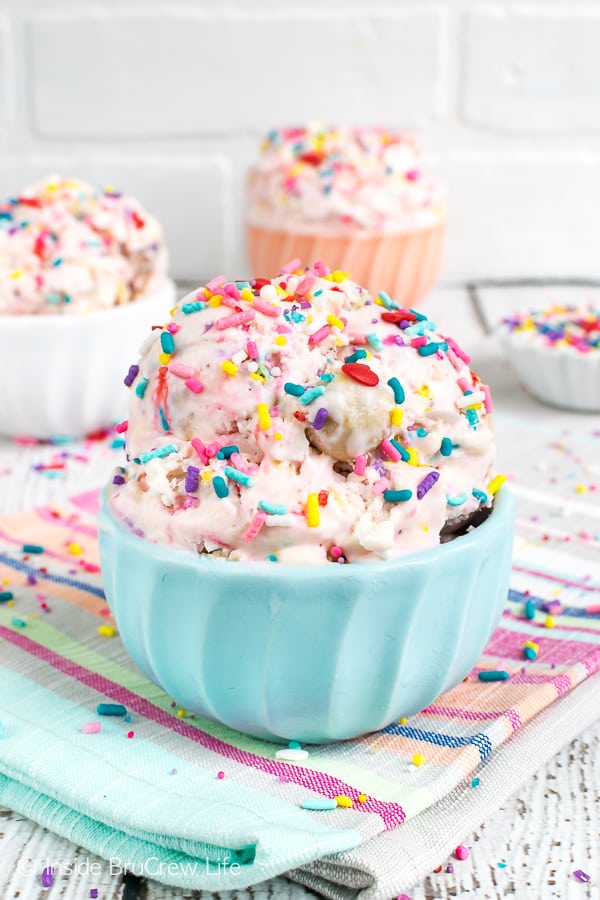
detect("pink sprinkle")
(309, 324), (331, 345)
(586, 604), (600, 614)
(216, 310), (255, 330)
(252, 297), (281, 317)
(276, 324), (293, 334)
(445, 336), (471, 365)
(217, 771), (225, 780)
(247, 340), (259, 360)
(127, 731), (135, 739)
(280, 257), (301, 274)
(383, 335), (400, 345)
(185, 377), (204, 394)
(243, 511), (267, 542)
(220, 294), (241, 309)
(354, 454), (367, 476)
(229, 453), (255, 475)
(223, 283), (241, 301)
(372, 477), (391, 495)
(191, 437), (208, 464)
(206, 442), (219, 459)
(481, 383), (493, 413)
(455, 845), (470, 860)
(446, 348), (462, 370)
(206, 275), (227, 293)
(457, 377), (471, 392)
(82, 722), (101, 734)
(180, 496), (199, 509)
(406, 169), (420, 181)
(168, 362), (195, 379)
(411, 336), (427, 348)
(166, 322), (180, 334)
(381, 439), (401, 462)
(115, 421), (128, 434)
(296, 272), (316, 296)
(313, 261), (327, 276)
(346, 332), (368, 344)
(330, 545), (343, 559)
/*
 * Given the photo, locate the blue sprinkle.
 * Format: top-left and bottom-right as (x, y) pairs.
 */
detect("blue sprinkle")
(135, 377), (149, 399)
(525, 599), (536, 620)
(224, 466), (254, 488)
(213, 476), (229, 498)
(440, 437), (453, 457)
(159, 407), (170, 432)
(466, 408), (479, 427)
(387, 377), (405, 404)
(139, 443), (178, 464)
(258, 501), (288, 515)
(160, 331), (175, 354)
(344, 349), (367, 364)
(446, 493), (468, 507)
(367, 332), (383, 352)
(383, 489), (413, 503)
(390, 439), (410, 461)
(217, 445), (239, 459)
(472, 488), (488, 503)
(284, 382), (305, 397)
(300, 386), (326, 405)
(97, 703), (127, 716)
(182, 301), (205, 315)
(478, 671), (510, 682)
(319, 373), (335, 383)
(416, 428), (428, 438)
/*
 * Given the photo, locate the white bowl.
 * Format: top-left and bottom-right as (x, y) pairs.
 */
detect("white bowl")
(500, 328), (600, 413)
(0, 279), (176, 439)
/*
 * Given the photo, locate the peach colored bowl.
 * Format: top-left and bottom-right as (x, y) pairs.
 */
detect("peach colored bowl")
(247, 221), (445, 307)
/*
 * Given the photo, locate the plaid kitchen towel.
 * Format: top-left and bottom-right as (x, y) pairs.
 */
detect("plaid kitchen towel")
(0, 487), (599, 896)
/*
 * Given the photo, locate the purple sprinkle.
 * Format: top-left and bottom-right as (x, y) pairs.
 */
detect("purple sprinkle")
(573, 870), (590, 883)
(123, 364), (139, 387)
(417, 471), (440, 500)
(185, 465), (200, 493)
(313, 408), (329, 430)
(41, 867), (55, 888)
(279, 774), (290, 783)
(299, 301), (312, 309)
(90, 890), (99, 899)
(27, 573), (37, 585)
(372, 458), (387, 477)
(446, 865), (454, 873)
(113, 475), (125, 485)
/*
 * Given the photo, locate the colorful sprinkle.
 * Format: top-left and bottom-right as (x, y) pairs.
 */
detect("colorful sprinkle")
(478, 670), (509, 682)
(213, 476), (229, 498)
(383, 489), (413, 503)
(341, 362), (379, 386)
(387, 377), (405, 403)
(417, 471), (440, 499)
(306, 493), (320, 527)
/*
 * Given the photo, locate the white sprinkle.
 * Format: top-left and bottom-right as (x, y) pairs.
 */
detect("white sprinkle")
(260, 284), (278, 303)
(275, 748), (309, 761)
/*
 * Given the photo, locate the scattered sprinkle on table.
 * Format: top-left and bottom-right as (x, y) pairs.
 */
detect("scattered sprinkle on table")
(301, 798), (338, 811)
(478, 670), (510, 682)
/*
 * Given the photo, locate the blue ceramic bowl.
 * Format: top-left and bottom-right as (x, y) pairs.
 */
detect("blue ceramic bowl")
(98, 488), (514, 743)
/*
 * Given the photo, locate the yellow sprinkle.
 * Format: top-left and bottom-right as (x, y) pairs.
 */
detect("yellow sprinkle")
(201, 469), (213, 481)
(250, 372), (264, 382)
(524, 640), (539, 652)
(406, 448), (419, 466)
(257, 403), (272, 431)
(176, 709), (186, 718)
(306, 493), (320, 528)
(274, 432), (282, 441)
(467, 403), (482, 411)
(222, 360), (238, 376)
(330, 270), (349, 283)
(357, 793), (367, 803)
(545, 615), (555, 629)
(327, 314), (345, 330)
(7, 600), (14, 606)
(412, 753), (425, 767)
(391, 407), (404, 427)
(306, 314), (313, 325)
(416, 385), (431, 398)
(399, 717), (407, 725)
(334, 794), (353, 808)
(240, 288), (254, 302)
(274, 335), (287, 346)
(488, 474), (507, 496)
(68, 542), (83, 556)
(169, 306), (178, 316)
(98, 625), (115, 638)
(10, 270), (23, 279)
(158, 352), (171, 366)
(275, 285), (288, 298)
(208, 295), (222, 307)
(575, 484), (586, 494)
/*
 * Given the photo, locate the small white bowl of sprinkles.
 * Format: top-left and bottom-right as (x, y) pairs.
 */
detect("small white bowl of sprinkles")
(500, 304), (600, 412)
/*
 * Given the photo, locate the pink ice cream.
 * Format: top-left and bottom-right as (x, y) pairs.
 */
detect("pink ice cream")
(246, 125), (445, 235)
(0, 175), (167, 315)
(110, 263), (496, 564)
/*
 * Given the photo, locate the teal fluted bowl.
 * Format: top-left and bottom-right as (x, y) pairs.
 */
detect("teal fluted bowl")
(98, 488), (514, 744)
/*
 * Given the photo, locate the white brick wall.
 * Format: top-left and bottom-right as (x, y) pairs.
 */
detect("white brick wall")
(1, 0), (599, 284)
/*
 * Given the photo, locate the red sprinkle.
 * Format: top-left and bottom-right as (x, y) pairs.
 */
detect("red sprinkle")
(341, 362), (379, 386)
(381, 310), (417, 324)
(318, 490), (329, 506)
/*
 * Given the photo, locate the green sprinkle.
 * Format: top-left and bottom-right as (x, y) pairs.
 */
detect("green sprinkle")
(135, 377), (149, 399)
(258, 501), (288, 515)
(440, 437), (453, 457)
(284, 382), (305, 397)
(0, 591), (14, 602)
(213, 476), (229, 498)
(478, 670), (509, 682)
(11, 617), (26, 628)
(390, 439), (410, 461)
(344, 349), (367, 364)
(387, 377), (405, 404)
(383, 490), (413, 503)
(181, 301), (205, 315)
(300, 386), (326, 405)
(160, 332), (175, 354)
(367, 332), (383, 352)
(525, 599), (536, 620)
(224, 466), (255, 488)
(22, 544), (44, 554)
(139, 444), (178, 464)
(217, 445), (239, 459)
(446, 493), (468, 507)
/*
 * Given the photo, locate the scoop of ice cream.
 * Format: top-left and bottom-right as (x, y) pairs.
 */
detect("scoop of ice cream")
(0, 175), (167, 314)
(246, 125), (445, 235)
(110, 264), (497, 564)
